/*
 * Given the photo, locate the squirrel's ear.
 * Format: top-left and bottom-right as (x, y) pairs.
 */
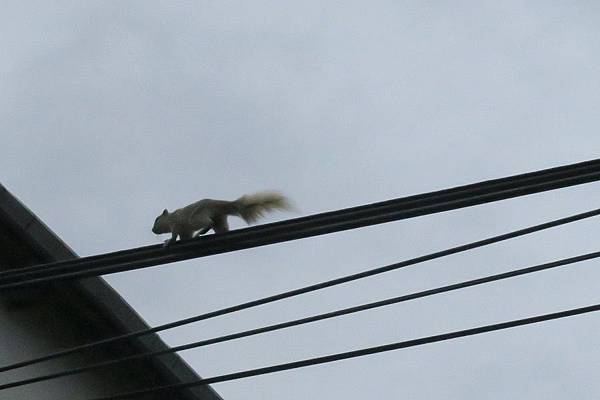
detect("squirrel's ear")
(162, 209), (168, 215)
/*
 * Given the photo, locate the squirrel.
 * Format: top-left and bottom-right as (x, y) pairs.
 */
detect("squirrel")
(152, 191), (292, 245)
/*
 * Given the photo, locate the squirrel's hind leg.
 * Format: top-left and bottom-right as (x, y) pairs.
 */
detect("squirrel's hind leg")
(194, 224), (213, 237)
(213, 216), (229, 234)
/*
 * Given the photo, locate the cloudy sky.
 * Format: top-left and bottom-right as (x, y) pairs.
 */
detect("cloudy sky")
(3, 1), (600, 399)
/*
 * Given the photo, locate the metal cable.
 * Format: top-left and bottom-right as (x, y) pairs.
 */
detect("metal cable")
(3, 158), (600, 288)
(1, 206), (598, 374)
(2, 248), (598, 390)
(88, 303), (600, 400)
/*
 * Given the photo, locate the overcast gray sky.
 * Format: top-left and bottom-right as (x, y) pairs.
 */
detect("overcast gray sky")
(3, 1), (600, 399)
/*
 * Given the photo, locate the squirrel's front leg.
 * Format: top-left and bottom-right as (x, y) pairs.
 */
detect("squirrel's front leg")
(163, 231), (178, 247)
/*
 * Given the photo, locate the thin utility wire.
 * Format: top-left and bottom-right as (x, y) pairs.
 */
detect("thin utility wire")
(1, 206), (599, 374)
(3, 158), (600, 288)
(88, 302), (600, 400)
(2, 248), (598, 390)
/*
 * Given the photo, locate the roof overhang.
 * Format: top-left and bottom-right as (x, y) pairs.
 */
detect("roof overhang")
(0, 183), (222, 400)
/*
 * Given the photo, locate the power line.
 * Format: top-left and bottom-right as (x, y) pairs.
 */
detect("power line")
(3, 158), (600, 289)
(87, 303), (600, 400)
(2, 248), (598, 390)
(1, 206), (598, 374)
(5, 162), (600, 286)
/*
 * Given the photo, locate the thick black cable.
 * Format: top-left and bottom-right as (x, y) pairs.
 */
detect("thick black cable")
(3, 159), (592, 280)
(3, 248), (598, 390)
(3, 159), (600, 288)
(0, 206), (598, 374)
(5, 171), (600, 290)
(6, 168), (600, 286)
(88, 303), (600, 400)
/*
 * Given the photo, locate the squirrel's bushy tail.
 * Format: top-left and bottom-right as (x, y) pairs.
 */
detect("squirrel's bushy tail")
(232, 191), (292, 224)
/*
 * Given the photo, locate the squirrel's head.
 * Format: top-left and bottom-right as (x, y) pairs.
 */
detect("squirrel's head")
(152, 209), (170, 234)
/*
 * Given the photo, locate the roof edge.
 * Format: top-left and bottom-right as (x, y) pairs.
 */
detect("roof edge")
(0, 183), (222, 400)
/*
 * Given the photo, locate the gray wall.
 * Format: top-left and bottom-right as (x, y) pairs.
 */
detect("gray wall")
(0, 296), (162, 400)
